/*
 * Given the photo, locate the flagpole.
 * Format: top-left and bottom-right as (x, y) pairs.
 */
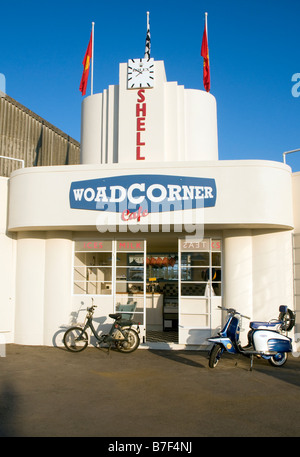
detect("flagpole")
(205, 12), (210, 91)
(91, 21), (95, 95)
(144, 11), (150, 60)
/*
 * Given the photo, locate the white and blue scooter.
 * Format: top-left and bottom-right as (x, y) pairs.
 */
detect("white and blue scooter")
(208, 306), (295, 370)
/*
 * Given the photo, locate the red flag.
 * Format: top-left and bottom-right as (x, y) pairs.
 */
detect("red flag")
(79, 32), (92, 96)
(201, 23), (210, 92)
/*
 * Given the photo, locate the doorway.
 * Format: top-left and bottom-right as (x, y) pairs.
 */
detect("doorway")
(144, 237), (222, 345)
(146, 238), (179, 343)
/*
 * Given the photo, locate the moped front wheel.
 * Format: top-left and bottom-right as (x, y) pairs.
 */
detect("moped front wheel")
(115, 328), (140, 353)
(268, 352), (288, 367)
(63, 327), (89, 352)
(209, 344), (223, 368)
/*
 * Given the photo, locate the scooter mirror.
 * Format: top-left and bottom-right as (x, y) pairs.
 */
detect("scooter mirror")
(279, 305), (288, 313)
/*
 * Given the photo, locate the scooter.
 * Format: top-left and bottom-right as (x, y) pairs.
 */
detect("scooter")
(208, 306), (295, 370)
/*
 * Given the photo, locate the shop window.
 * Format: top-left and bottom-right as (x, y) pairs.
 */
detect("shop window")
(180, 239), (222, 296)
(73, 241), (112, 295)
(116, 241), (144, 295)
(146, 255), (178, 282)
(114, 240), (146, 325)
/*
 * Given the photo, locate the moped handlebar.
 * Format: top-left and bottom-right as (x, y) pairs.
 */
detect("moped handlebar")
(217, 306), (250, 320)
(87, 305), (97, 312)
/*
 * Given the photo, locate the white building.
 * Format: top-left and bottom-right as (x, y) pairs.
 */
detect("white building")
(1, 58), (299, 348)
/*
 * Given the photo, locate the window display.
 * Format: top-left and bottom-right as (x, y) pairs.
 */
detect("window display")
(73, 241), (113, 295)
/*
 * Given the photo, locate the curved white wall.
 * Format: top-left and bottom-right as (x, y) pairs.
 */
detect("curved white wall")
(184, 89), (218, 161)
(223, 230), (253, 345)
(223, 228), (294, 345)
(291, 172), (300, 335)
(14, 231), (74, 346)
(81, 61), (218, 165)
(43, 232), (73, 346)
(0, 178), (15, 343)
(80, 93), (102, 164)
(8, 160), (293, 232)
(14, 232), (45, 344)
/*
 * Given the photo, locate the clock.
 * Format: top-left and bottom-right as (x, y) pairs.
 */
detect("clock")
(127, 58), (154, 89)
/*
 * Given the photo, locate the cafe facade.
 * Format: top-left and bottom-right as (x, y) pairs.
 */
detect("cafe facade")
(0, 59), (299, 349)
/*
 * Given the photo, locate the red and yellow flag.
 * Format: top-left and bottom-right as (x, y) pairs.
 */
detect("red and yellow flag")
(79, 31), (92, 96)
(201, 22), (210, 92)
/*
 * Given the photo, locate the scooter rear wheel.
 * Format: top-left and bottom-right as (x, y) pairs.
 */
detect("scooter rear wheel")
(209, 344), (223, 368)
(279, 309), (295, 332)
(268, 352), (288, 367)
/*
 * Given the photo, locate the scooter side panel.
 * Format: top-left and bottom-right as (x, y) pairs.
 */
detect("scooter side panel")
(207, 337), (237, 353)
(268, 338), (292, 353)
(253, 330), (292, 353)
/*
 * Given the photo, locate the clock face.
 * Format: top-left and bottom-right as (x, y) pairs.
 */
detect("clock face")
(127, 58), (154, 89)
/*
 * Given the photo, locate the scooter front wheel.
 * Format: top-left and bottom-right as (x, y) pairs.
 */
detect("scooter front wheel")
(268, 352), (288, 367)
(209, 344), (223, 368)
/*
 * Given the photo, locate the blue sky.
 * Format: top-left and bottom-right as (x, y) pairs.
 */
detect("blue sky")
(1, 0), (300, 170)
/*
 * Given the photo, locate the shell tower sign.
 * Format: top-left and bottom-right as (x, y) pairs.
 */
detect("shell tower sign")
(80, 59), (218, 165)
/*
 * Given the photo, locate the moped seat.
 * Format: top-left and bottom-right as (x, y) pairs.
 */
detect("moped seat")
(250, 320), (281, 330)
(109, 313), (122, 320)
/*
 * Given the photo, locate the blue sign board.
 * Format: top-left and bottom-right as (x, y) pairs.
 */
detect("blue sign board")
(69, 174), (217, 213)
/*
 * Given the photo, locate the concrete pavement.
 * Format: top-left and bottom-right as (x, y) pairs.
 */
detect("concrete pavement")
(0, 344), (299, 438)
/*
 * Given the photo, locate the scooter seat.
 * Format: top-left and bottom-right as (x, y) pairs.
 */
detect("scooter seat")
(250, 320), (281, 330)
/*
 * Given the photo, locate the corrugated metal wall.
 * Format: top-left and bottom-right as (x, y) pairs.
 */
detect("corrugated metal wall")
(0, 94), (80, 177)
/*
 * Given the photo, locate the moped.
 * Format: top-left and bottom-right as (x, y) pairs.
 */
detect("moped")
(63, 303), (140, 353)
(208, 306), (295, 370)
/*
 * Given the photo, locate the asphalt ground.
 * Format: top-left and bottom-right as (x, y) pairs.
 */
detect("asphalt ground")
(0, 344), (299, 443)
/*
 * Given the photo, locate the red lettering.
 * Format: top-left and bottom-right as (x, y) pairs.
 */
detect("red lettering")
(136, 132), (145, 146)
(211, 240), (221, 250)
(121, 210), (130, 221)
(137, 89), (145, 103)
(93, 242), (102, 249)
(136, 91), (146, 160)
(121, 207), (149, 222)
(136, 103), (146, 117)
(137, 117), (146, 131)
(136, 146), (145, 160)
(136, 206), (143, 222)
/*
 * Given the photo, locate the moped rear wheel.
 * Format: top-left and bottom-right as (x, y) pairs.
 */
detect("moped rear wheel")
(115, 328), (140, 353)
(63, 327), (89, 352)
(268, 352), (288, 367)
(209, 344), (223, 368)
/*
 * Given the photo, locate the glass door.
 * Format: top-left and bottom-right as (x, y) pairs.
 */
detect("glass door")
(114, 240), (146, 342)
(178, 238), (222, 345)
